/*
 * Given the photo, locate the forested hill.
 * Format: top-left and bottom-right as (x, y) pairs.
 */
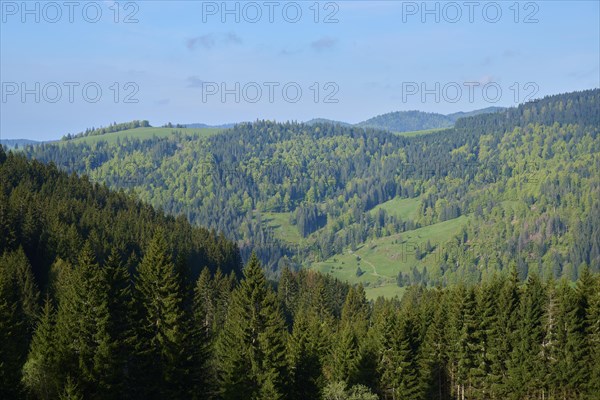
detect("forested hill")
(22, 89), (600, 295)
(356, 106), (504, 132)
(0, 147), (242, 289)
(0, 139), (41, 150)
(1, 90), (599, 399)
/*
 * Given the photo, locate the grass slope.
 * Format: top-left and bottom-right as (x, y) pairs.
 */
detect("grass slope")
(55, 127), (223, 145)
(394, 128), (447, 137)
(261, 212), (302, 243)
(369, 197), (420, 221)
(311, 215), (469, 299)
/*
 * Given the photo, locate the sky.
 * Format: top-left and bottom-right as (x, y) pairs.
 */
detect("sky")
(1, 0), (599, 140)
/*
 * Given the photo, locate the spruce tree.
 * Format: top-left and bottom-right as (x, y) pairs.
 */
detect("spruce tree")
(287, 305), (327, 400)
(576, 264), (597, 396)
(471, 279), (499, 399)
(553, 279), (587, 398)
(585, 274), (600, 398)
(52, 243), (114, 398)
(22, 296), (60, 400)
(216, 253), (288, 400)
(541, 276), (560, 399)
(277, 266), (299, 321)
(7, 247), (40, 333)
(506, 273), (546, 399)
(456, 288), (478, 400)
(133, 229), (191, 399)
(487, 271), (520, 396)
(341, 285), (369, 335)
(103, 247), (134, 397)
(191, 267), (215, 397)
(376, 305), (400, 398)
(0, 251), (28, 399)
(419, 288), (449, 400)
(329, 322), (360, 385)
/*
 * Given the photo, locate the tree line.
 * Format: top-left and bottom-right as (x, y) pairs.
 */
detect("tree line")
(2, 240), (599, 399)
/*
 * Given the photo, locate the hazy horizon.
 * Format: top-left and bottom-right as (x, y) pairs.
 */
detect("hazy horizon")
(2, 1), (598, 140)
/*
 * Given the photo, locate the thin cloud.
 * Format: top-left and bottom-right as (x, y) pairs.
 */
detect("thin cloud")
(186, 76), (206, 88)
(311, 37), (337, 52)
(186, 32), (242, 50)
(502, 50), (520, 58)
(279, 48), (302, 56)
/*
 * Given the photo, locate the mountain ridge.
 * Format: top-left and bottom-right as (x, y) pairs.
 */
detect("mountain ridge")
(4, 106), (505, 143)
(19, 89), (600, 297)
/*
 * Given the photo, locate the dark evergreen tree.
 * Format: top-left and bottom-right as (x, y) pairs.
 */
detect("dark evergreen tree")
(22, 296), (60, 400)
(552, 280), (587, 399)
(329, 322), (361, 386)
(216, 253), (288, 400)
(487, 271), (519, 396)
(419, 288), (450, 400)
(506, 273), (546, 399)
(0, 250), (29, 399)
(191, 267), (217, 398)
(50, 243), (114, 398)
(287, 305), (327, 400)
(133, 230), (191, 399)
(456, 287), (478, 400)
(585, 274), (600, 398)
(103, 247), (134, 397)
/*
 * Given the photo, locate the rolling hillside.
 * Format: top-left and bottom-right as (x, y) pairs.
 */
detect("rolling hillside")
(20, 89), (600, 291)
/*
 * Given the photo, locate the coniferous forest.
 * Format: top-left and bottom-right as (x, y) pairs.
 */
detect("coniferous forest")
(1, 89), (600, 399)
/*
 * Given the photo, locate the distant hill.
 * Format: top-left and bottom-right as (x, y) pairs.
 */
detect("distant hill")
(303, 118), (352, 127)
(186, 109), (505, 132)
(0, 139), (41, 150)
(357, 106), (505, 133)
(446, 106), (505, 120)
(6, 108), (503, 146)
(184, 122), (239, 129)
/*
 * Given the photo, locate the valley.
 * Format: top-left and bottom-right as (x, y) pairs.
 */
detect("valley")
(20, 90), (600, 292)
(2, 2), (599, 398)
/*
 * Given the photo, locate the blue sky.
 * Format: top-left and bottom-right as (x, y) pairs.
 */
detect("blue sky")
(1, 0), (599, 140)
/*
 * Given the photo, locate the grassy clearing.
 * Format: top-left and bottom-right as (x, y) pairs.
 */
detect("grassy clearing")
(53, 127), (223, 146)
(394, 127), (447, 137)
(311, 215), (470, 299)
(369, 197), (420, 221)
(261, 212), (302, 243)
